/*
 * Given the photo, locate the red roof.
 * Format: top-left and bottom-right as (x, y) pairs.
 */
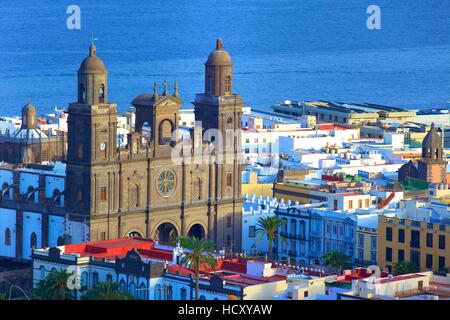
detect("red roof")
(63, 237), (172, 260)
(337, 268), (389, 283)
(62, 238), (287, 287)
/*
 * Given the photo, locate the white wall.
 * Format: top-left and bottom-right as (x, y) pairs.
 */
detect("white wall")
(22, 211), (42, 259)
(48, 215), (65, 246)
(0, 208), (16, 258)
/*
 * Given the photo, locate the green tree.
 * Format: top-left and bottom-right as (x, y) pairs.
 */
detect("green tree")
(254, 216), (286, 262)
(0, 292), (5, 300)
(32, 269), (73, 300)
(393, 261), (418, 276)
(82, 282), (135, 300)
(439, 266), (449, 274)
(322, 251), (351, 269)
(178, 236), (218, 300)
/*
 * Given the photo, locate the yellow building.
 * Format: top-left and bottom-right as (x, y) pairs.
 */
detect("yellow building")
(273, 180), (327, 204)
(378, 215), (449, 273)
(241, 183), (273, 198)
(356, 214), (378, 266)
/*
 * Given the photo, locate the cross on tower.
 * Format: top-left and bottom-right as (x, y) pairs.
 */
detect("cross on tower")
(91, 34), (98, 46)
(163, 80), (169, 96)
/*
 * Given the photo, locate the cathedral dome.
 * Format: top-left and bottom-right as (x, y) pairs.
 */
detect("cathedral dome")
(78, 44), (106, 73)
(206, 38), (232, 66)
(21, 99), (37, 129)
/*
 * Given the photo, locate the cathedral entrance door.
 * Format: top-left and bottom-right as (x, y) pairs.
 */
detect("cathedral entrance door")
(155, 223), (178, 245)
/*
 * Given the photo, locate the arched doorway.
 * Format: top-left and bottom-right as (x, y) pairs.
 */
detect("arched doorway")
(187, 224), (205, 239)
(128, 231), (142, 238)
(155, 223), (178, 245)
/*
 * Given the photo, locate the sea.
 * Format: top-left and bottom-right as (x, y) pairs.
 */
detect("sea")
(0, 0), (449, 116)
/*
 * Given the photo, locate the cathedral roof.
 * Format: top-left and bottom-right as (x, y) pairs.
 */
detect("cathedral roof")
(205, 38), (232, 66)
(78, 44), (106, 73)
(422, 123), (442, 150)
(131, 94), (157, 107)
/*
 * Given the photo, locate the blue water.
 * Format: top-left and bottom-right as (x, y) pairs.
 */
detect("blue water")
(0, 0), (449, 116)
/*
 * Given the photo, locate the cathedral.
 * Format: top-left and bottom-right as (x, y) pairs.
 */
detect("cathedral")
(0, 101), (66, 164)
(398, 123), (449, 184)
(0, 39), (244, 262)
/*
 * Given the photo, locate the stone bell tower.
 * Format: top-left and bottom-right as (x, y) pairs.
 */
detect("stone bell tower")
(417, 123), (448, 183)
(65, 43), (119, 221)
(193, 39), (243, 251)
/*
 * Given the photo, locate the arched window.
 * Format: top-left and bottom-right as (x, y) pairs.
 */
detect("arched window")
(98, 84), (105, 103)
(119, 279), (126, 291)
(166, 285), (173, 300)
(225, 76), (231, 93)
(290, 219), (297, 236)
(77, 143), (83, 158)
(299, 221), (306, 237)
(30, 232), (37, 249)
(79, 83), (86, 103)
(4, 228), (11, 245)
(129, 282), (137, 298)
(57, 236), (64, 246)
(2, 182), (10, 199)
(207, 76), (213, 94)
(199, 295), (206, 300)
(158, 120), (173, 145)
(142, 121), (151, 144)
(53, 188), (61, 206)
(282, 219), (288, 233)
(92, 272), (99, 287)
(27, 186), (35, 201)
(139, 283), (146, 300)
(77, 188), (82, 201)
(128, 184), (139, 208)
(154, 284), (162, 300)
(81, 271), (88, 290)
(180, 287), (187, 300)
(39, 265), (45, 279)
(192, 178), (201, 201)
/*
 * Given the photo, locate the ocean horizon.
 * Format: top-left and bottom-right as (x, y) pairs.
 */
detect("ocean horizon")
(0, 0), (449, 116)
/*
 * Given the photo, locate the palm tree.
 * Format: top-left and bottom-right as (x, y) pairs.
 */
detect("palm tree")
(393, 261), (418, 276)
(178, 236), (218, 300)
(82, 282), (135, 300)
(322, 251), (351, 270)
(32, 269), (73, 300)
(254, 216), (286, 262)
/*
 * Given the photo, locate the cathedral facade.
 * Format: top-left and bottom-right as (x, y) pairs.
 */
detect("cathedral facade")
(64, 39), (243, 251)
(0, 39), (244, 263)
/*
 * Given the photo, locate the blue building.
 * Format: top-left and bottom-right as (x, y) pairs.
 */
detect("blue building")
(275, 205), (357, 266)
